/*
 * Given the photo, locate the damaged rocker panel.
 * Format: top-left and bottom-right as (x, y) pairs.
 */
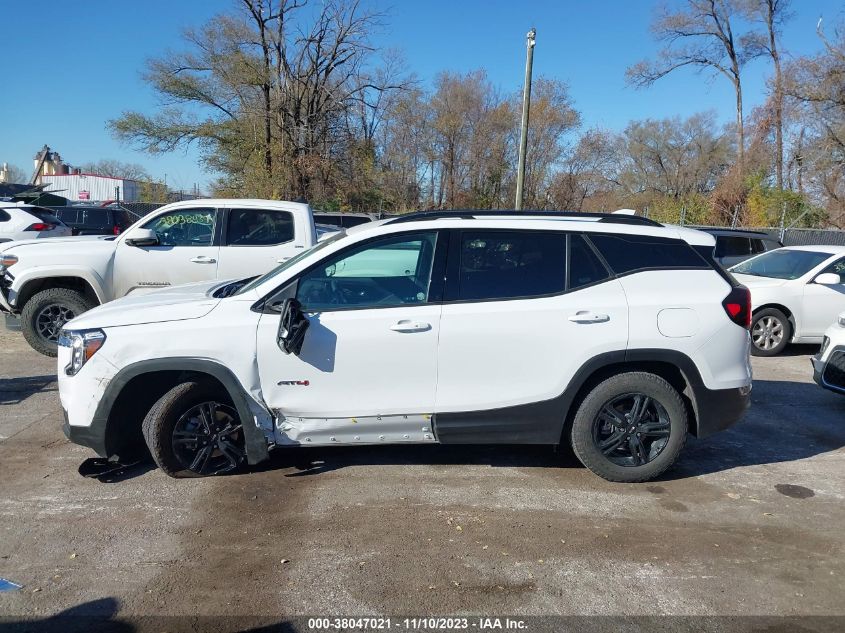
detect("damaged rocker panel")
(275, 413), (436, 445)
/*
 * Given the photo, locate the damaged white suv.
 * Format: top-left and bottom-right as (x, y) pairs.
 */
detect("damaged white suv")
(58, 211), (752, 483)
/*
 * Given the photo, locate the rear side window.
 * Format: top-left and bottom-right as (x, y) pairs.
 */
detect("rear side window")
(569, 234), (610, 290)
(227, 209), (294, 246)
(714, 236), (751, 258)
(764, 239), (782, 251)
(27, 207), (65, 225)
(340, 216), (372, 228)
(0, 210), (10, 222)
(588, 233), (708, 274)
(55, 209), (80, 224)
(750, 238), (766, 254)
(83, 208), (111, 228)
(457, 231), (567, 301)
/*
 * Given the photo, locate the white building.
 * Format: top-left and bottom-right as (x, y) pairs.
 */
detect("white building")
(41, 173), (140, 202)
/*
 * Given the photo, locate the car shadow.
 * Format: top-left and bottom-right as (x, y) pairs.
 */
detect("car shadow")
(0, 374), (56, 405)
(778, 343), (820, 357)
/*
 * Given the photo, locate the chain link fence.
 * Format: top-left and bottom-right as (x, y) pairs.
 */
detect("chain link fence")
(690, 225), (845, 247)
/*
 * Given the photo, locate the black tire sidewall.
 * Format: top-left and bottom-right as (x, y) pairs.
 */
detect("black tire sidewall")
(142, 382), (242, 478)
(21, 288), (94, 357)
(571, 372), (688, 483)
(750, 308), (791, 357)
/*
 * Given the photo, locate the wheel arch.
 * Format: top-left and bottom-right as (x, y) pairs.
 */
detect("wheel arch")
(90, 358), (270, 466)
(17, 274), (103, 310)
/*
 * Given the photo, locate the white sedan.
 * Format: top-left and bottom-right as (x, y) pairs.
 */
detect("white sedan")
(812, 312), (845, 396)
(730, 245), (845, 356)
(0, 203), (72, 243)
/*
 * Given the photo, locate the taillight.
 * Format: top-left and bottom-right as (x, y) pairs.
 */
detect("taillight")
(25, 223), (55, 232)
(723, 286), (751, 329)
(113, 225), (121, 235)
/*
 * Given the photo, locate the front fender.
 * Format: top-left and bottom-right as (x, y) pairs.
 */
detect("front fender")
(11, 266), (108, 308)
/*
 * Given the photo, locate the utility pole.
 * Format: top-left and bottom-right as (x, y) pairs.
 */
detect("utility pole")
(515, 28), (536, 211)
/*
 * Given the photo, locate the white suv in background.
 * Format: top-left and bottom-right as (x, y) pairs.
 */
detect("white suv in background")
(0, 203), (72, 243)
(813, 312), (845, 396)
(57, 211), (753, 483)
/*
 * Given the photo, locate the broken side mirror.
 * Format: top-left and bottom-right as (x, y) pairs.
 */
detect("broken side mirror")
(277, 298), (309, 355)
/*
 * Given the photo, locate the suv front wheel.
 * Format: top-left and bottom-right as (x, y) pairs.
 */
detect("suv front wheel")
(571, 372), (688, 482)
(142, 381), (246, 478)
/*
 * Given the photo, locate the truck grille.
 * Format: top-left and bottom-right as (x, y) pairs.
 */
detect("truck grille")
(823, 350), (845, 392)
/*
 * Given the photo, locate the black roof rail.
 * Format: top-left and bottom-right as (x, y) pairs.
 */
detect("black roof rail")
(693, 226), (773, 236)
(385, 209), (662, 227)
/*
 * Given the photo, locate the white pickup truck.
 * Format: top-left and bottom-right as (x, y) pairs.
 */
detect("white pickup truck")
(0, 199), (318, 355)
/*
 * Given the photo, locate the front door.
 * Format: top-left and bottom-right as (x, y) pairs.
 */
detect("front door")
(434, 230), (629, 443)
(256, 230), (444, 444)
(112, 207), (220, 297)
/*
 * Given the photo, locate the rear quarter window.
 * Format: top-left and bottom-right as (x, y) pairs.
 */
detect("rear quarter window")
(82, 209), (112, 228)
(27, 207), (66, 226)
(587, 233), (708, 274)
(0, 210), (10, 222)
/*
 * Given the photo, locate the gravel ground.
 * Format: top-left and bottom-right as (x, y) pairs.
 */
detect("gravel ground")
(1, 326), (844, 629)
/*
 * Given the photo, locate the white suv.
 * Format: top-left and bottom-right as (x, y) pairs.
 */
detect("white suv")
(58, 211), (753, 483)
(0, 203), (72, 243)
(813, 312), (845, 396)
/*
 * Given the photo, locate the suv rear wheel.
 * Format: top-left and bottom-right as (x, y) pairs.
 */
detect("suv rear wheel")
(21, 288), (95, 357)
(142, 381), (246, 478)
(571, 372), (687, 482)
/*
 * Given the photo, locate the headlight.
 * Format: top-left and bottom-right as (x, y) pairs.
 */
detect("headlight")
(58, 329), (106, 375)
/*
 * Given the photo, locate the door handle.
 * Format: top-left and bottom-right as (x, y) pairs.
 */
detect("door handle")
(568, 311), (610, 324)
(190, 256), (217, 264)
(389, 320), (431, 333)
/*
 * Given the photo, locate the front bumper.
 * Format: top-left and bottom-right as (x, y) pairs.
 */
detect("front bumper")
(62, 406), (108, 457)
(813, 346), (845, 395)
(693, 385), (752, 438)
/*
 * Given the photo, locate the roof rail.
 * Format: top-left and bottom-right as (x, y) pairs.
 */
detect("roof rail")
(385, 209), (662, 227)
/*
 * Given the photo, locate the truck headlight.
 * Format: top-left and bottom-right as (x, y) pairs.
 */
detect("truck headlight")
(58, 329), (106, 375)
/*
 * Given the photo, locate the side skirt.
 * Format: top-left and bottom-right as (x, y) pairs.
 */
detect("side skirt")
(275, 413), (437, 446)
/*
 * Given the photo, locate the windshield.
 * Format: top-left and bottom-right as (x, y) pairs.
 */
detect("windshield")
(234, 233), (345, 295)
(731, 249), (832, 280)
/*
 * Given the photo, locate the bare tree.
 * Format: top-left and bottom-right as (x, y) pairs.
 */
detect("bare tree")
(1, 163), (28, 184)
(79, 159), (151, 181)
(627, 0), (748, 166)
(742, 0), (792, 189)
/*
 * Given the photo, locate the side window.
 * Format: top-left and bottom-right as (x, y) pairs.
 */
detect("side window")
(569, 234), (610, 290)
(750, 238), (766, 254)
(588, 233), (708, 274)
(458, 231), (566, 301)
(0, 210), (10, 222)
(83, 208), (110, 228)
(227, 208), (294, 246)
(143, 208), (216, 247)
(297, 232), (437, 311)
(714, 236), (751, 258)
(765, 239), (782, 251)
(55, 209), (78, 224)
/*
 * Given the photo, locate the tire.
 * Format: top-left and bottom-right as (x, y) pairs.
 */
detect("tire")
(142, 381), (246, 478)
(21, 288), (96, 357)
(750, 308), (791, 357)
(570, 372), (688, 483)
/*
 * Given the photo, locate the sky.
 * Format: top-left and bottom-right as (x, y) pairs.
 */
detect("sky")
(1, 0), (842, 194)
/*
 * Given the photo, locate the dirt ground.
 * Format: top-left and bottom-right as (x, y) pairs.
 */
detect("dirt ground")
(1, 326), (844, 629)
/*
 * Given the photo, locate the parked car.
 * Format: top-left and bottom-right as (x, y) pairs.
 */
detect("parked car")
(0, 199), (318, 356)
(700, 228), (783, 268)
(729, 245), (845, 356)
(0, 203), (72, 243)
(58, 210), (752, 483)
(51, 206), (140, 236)
(313, 211), (375, 229)
(812, 312), (845, 396)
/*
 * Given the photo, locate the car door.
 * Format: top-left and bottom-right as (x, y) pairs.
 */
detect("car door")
(801, 257), (845, 337)
(256, 230), (445, 443)
(434, 230), (628, 443)
(111, 206), (220, 297)
(216, 206), (305, 280)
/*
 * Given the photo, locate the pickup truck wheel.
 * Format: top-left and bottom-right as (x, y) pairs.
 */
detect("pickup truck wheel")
(21, 288), (95, 357)
(570, 372), (687, 483)
(142, 381), (246, 478)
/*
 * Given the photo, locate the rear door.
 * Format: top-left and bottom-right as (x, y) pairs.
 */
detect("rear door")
(216, 206), (306, 280)
(434, 230), (628, 443)
(111, 206), (220, 297)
